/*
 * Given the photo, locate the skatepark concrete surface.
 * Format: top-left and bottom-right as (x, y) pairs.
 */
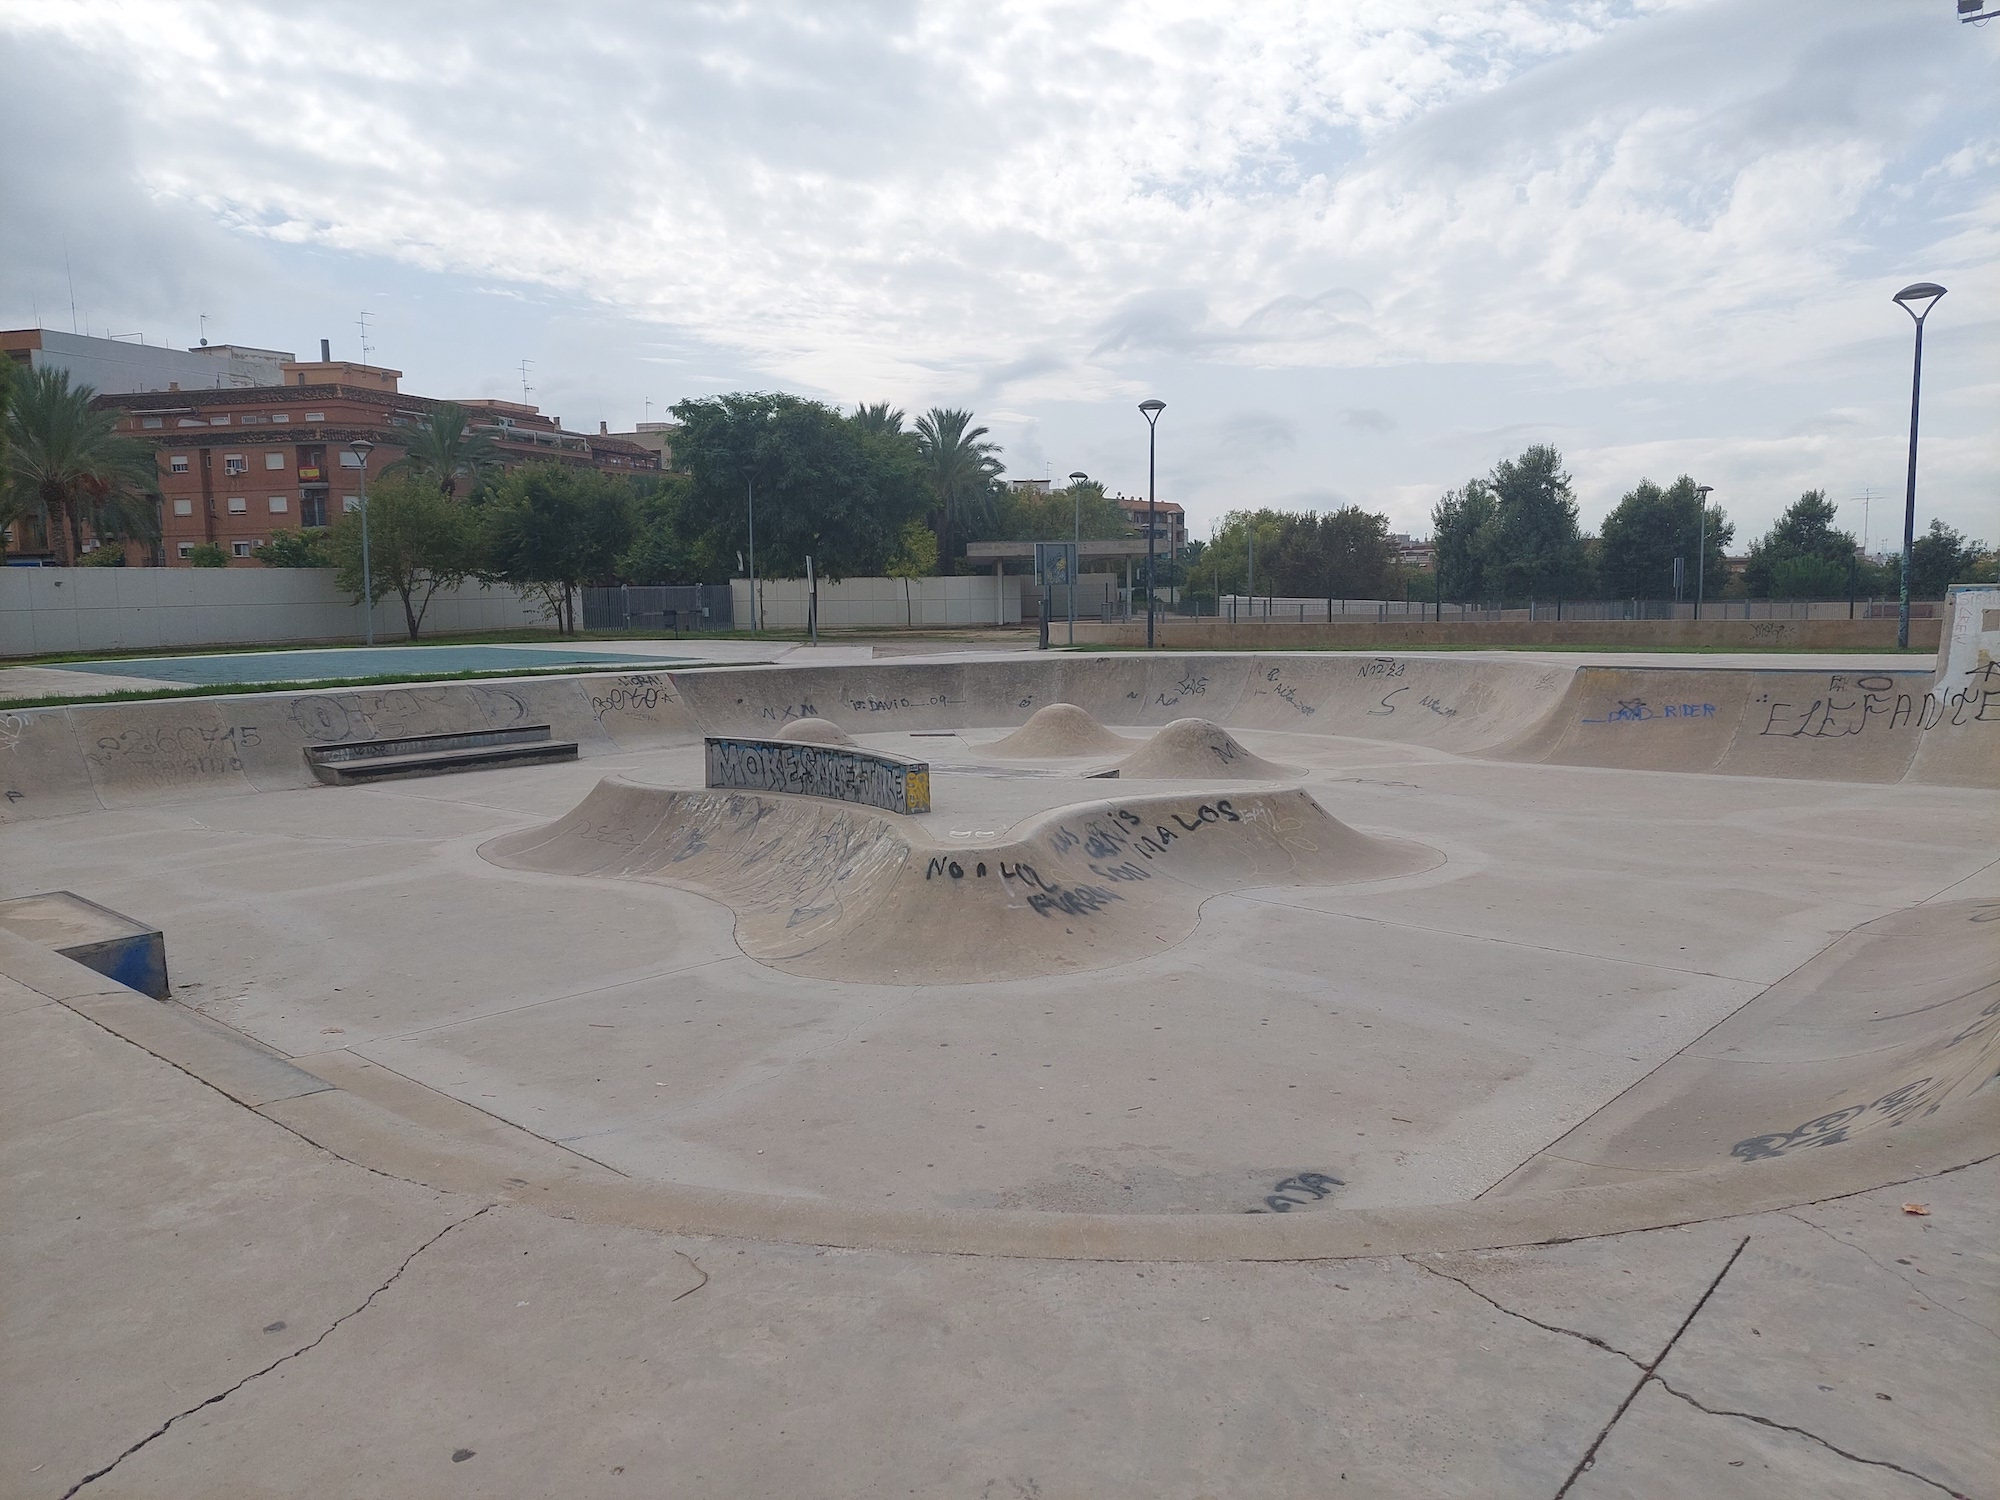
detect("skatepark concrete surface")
(3, 641), (1995, 1497)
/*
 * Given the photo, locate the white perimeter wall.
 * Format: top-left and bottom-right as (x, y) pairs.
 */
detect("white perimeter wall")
(1, 567), (552, 657)
(732, 573), (1036, 629)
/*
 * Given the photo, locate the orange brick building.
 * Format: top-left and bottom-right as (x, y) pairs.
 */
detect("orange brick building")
(38, 361), (659, 566)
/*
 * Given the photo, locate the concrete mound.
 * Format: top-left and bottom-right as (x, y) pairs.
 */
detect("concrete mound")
(1113, 718), (1295, 780)
(985, 703), (1136, 758)
(1497, 898), (2000, 1194)
(774, 717), (856, 747)
(481, 777), (1437, 984)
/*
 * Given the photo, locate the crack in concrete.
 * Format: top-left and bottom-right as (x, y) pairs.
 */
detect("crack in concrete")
(1651, 1375), (1972, 1499)
(1407, 1256), (1648, 1371)
(1552, 1234), (1750, 1499)
(57, 1204), (494, 1498)
(1782, 1208), (2000, 1342)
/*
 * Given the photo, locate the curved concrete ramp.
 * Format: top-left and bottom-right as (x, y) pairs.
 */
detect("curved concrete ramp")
(1496, 899), (2000, 1194)
(1112, 718), (1296, 780)
(482, 778), (1438, 984)
(985, 703), (1136, 758)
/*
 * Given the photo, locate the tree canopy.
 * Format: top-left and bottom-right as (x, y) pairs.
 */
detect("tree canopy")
(915, 407), (1003, 570)
(329, 474), (479, 638)
(481, 462), (635, 633)
(3, 366), (158, 565)
(1741, 491), (1855, 598)
(1596, 476), (1734, 600)
(383, 402), (502, 497)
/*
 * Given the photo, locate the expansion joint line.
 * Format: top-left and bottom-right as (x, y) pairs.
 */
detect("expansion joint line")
(1649, 1376), (1972, 1499)
(59, 1204), (495, 1498)
(1551, 1234), (1750, 1499)
(1782, 1209), (2000, 1341)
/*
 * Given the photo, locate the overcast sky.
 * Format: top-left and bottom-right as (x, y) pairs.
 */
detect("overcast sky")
(4, 0), (1995, 550)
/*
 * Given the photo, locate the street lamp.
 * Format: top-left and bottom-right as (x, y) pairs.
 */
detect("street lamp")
(1693, 484), (1713, 622)
(1067, 471), (1088, 644)
(1892, 281), (1946, 649)
(1138, 400), (1166, 648)
(348, 438), (375, 646)
(743, 464), (759, 634)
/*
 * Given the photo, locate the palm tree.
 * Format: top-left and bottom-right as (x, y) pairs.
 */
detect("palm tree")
(914, 407), (1002, 571)
(851, 402), (909, 439)
(3, 367), (157, 565)
(384, 402), (501, 497)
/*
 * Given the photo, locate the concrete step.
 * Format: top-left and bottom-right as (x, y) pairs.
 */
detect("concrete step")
(305, 725), (578, 784)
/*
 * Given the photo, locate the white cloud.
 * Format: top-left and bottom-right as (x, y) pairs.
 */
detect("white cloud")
(3, 0), (1994, 546)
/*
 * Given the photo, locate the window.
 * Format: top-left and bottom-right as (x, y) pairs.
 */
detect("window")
(177, 542), (194, 558)
(224, 454), (248, 475)
(141, 417), (164, 429)
(268, 413), (290, 424)
(232, 540), (253, 558)
(303, 411), (326, 422)
(173, 499), (193, 517)
(342, 495), (361, 513)
(300, 493), (328, 527)
(268, 496), (288, 514)
(209, 415), (231, 426)
(264, 452), (285, 470)
(339, 450), (365, 468)
(239, 414), (265, 425)
(169, 455), (190, 473)
(227, 496), (247, 514)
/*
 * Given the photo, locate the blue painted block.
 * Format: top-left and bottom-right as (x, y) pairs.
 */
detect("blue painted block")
(0, 891), (170, 999)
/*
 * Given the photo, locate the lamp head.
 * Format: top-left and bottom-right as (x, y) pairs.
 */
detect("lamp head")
(347, 438), (374, 459)
(1068, 471), (1088, 484)
(1694, 484), (1712, 498)
(1138, 399), (1166, 425)
(1892, 282), (1947, 322)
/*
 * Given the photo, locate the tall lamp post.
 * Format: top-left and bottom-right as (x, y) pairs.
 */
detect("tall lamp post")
(1067, 470), (1088, 645)
(1693, 483), (1713, 622)
(743, 465), (760, 634)
(1891, 282), (1946, 649)
(348, 439), (375, 646)
(1138, 399), (1166, 648)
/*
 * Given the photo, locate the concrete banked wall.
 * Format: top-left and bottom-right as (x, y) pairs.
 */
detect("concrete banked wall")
(2, 651), (1994, 821)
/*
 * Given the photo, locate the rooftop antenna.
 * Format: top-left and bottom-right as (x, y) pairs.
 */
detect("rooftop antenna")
(518, 358), (535, 401)
(63, 237), (78, 334)
(198, 313), (209, 347)
(357, 310), (374, 367)
(643, 396), (652, 423)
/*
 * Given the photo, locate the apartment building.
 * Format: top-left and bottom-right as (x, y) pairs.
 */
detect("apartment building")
(1113, 494), (1186, 553)
(84, 362), (659, 565)
(2, 327), (293, 395)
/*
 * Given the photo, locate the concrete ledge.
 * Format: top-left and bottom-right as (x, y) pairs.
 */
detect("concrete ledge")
(704, 734), (932, 813)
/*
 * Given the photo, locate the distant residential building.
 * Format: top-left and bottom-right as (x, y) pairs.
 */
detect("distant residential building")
(603, 420), (680, 470)
(2, 328), (294, 394)
(1113, 493), (1186, 553)
(62, 369), (659, 567)
(1009, 478), (1053, 496)
(1390, 533), (1436, 571)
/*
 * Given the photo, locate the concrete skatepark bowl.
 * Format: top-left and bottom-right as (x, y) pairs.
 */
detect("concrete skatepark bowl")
(4, 643), (1995, 1258)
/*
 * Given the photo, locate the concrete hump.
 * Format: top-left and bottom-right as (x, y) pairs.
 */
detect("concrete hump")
(481, 778), (1437, 984)
(1495, 898), (2000, 1194)
(773, 716), (856, 747)
(1113, 718), (1296, 780)
(985, 703), (1135, 758)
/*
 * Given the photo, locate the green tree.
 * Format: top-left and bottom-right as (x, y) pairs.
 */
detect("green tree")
(914, 407), (1003, 571)
(850, 402), (911, 440)
(383, 402), (502, 496)
(1909, 519), (1993, 599)
(1482, 445), (1593, 600)
(617, 472), (728, 584)
(1769, 554), (1848, 600)
(187, 541), (228, 567)
(670, 392), (929, 581)
(330, 475), (478, 638)
(997, 478), (1131, 542)
(3, 366), (158, 565)
(885, 518), (938, 625)
(1742, 491), (1855, 598)
(79, 541), (128, 566)
(1430, 480), (1496, 602)
(480, 463), (636, 634)
(259, 527), (333, 568)
(1597, 476), (1734, 599)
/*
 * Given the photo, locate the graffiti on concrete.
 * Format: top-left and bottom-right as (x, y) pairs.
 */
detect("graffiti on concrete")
(1583, 699), (1717, 724)
(705, 735), (931, 814)
(1245, 1171), (1344, 1213)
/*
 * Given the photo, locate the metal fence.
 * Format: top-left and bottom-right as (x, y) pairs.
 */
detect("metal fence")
(1198, 596), (1944, 624)
(581, 584), (733, 633)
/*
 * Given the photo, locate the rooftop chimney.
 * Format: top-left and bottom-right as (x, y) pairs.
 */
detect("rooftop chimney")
(599, 420), (608, 435)
(320, 338), (331, 361)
